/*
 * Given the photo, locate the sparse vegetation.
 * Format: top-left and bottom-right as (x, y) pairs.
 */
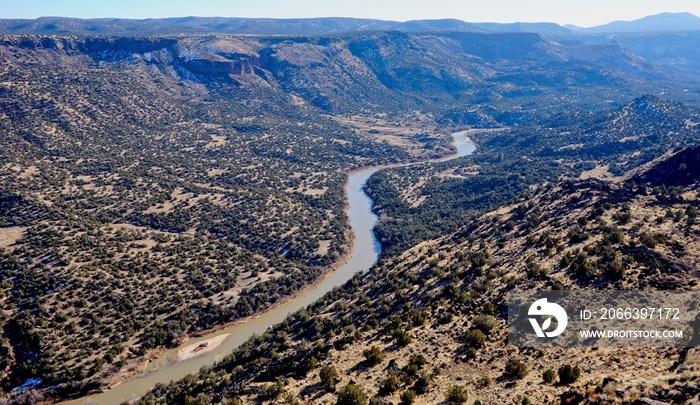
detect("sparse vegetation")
(558, 364), (582, 385)
(362, 346), (386, 366)
(504, 359), (529, 379)
(542, 368), (557, 383)
(2, 20), (700, 405)
(336, 383), (369, 405)
(320, 365), (340, 392)
(445, 385), (469, 404)
(132, 144), (700, 405)
(399, 389), (416, 404)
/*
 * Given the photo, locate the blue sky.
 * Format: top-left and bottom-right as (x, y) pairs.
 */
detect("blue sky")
(1, 0), (700, 27)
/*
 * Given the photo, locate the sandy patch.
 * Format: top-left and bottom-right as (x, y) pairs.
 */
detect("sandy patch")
(175, 334), (229, 361)
(205, 135), (227, 149)
(18, 166), (39, 179)
(316, 240), (331, 256)
(580, 164), (612, 180)
(207, 168), (225, 177)
(0, 227), (25, 248)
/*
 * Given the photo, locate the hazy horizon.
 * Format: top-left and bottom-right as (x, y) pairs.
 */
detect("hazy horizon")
(2, 0), (700, 28)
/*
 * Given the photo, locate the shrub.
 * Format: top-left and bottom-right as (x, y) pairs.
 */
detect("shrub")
(404, 363), (420, 377)
(381, 373), (400, 394)
(438, 312), (454, 324)
(558, 364), (581, 384)
(414, 373), (432, 393)
(640, 233), (667, 248)
(542, 368), (556, 383)
(320, 365), (339, 392)
(525, 261), (548, 280)
(464, 329), (486, 348)
(445, 385), (469, 403)
(336, 383), (369, 405)
(471, 315), (498, 335)
(465, 347), (477, 359)
(362, 346), (386, 366)
(392, 329), (413, 346)
(301, 356), (318, 376)
(408, 353), (426, 368)
(604, 260), (625, 281)
(399, 390), (416, 405)
(504, 358), (528, 379)
(477, 375), (492, 387)
(261, 378), (285, 400)
(568, 227), (588, 243)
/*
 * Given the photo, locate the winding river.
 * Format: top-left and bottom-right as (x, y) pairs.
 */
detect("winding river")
(62, 131), (476, 405)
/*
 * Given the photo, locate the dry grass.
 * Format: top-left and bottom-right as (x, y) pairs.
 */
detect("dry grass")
(0, 227), (25, 248)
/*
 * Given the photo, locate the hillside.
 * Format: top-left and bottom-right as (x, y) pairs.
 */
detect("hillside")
(367, 96), (700, 256)
(133, 145), (700, 405)
(0, 34), (424, 400)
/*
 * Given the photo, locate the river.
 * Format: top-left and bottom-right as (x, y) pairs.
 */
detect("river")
(61, 131), (476, 405)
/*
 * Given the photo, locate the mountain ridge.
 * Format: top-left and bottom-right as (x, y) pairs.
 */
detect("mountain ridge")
(574, 12), (700, 34)
(2, 13), (699, 37)
(0, 16), (486, 37)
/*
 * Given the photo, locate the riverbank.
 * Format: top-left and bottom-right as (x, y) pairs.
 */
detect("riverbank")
(58, 132), (476, 405)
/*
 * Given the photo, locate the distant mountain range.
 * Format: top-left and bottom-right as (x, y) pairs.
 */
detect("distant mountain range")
(1, 12), (700, 37)
(0, 17), (482, 37)
(570, 12), (700, 34)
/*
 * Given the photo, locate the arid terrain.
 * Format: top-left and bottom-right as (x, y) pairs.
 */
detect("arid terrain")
(136, 146), (700, 404)
(0, 14), (699, 405)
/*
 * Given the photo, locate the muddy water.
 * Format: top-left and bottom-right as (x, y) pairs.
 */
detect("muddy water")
(62, 132), (475, 405)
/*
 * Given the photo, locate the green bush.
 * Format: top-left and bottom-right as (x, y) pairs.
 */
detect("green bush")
(465, 347), (477, 359)
(558, 364), (581, 384)
(336, 383), (369, 405)
(471, 315), (498, 335)
(392, 329), (413, 346)
(504, 358), (528, 379)
(445, 385), (469, 403)
(381, 373), (400, 394)
(464, 329), (486, 348)
(320, 365), (339, 392)
(414, 373), (432, 392)
(603, 260), (626, 281)
(399, 390), (416, 404)
(542, 368), (556, 383)
(477, 375), (492, 387)
(408, 353), (426, 368)
(362, 346), (386, 366)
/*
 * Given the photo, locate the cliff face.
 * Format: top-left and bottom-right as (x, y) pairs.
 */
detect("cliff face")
(0, 31), (673, 114)
(0, 35), (177, 54)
